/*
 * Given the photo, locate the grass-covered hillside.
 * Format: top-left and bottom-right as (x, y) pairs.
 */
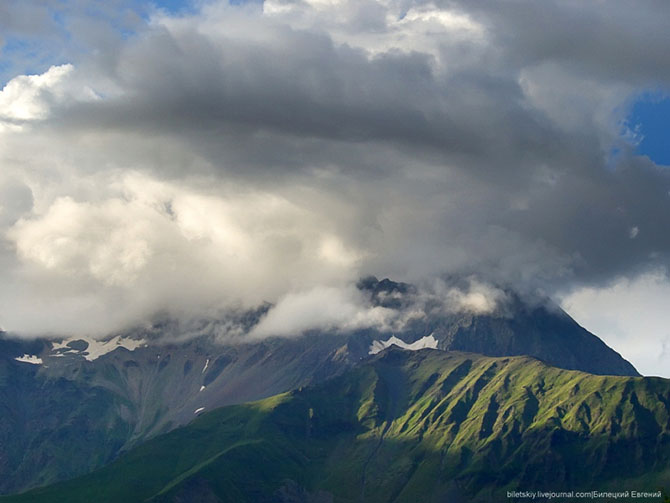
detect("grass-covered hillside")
(5, 348), (670, 503)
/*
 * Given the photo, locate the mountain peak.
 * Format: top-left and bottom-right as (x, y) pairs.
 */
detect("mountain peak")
(355, 276), (639, 377)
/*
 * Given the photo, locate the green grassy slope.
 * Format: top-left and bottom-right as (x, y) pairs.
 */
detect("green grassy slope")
(4, 348), (670, 503)
(0, 357), (135, 494)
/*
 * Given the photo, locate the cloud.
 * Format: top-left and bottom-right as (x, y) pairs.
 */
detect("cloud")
(439, 279), (508, 315)
(1, 0), (670, 345)
(249, 277), (508, 339)
(0, 177), (33, 226)
(2, 171), (368, 335)
(249, 286), (393, 338)
(0, 0), (146, 85)
(0, 65), (76, 126)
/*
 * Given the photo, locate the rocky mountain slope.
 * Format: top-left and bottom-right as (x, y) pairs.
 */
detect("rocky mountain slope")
(360, 277), (639, 376)
(0, 331), (356, 494)
(4, 349), (667, 503)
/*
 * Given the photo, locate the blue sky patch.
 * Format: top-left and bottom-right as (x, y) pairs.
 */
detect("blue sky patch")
(151, 0), (197, 15)
(627, 93), (670, 166)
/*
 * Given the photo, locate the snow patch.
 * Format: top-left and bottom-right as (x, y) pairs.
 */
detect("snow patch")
(368, 335), (438, 355)
(51, 335), (146, 361)
(15, 354), (43, 365)
(194, 407), (205, 414)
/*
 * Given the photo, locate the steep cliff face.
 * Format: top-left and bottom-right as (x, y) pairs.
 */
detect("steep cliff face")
(6, 349), (668, 503)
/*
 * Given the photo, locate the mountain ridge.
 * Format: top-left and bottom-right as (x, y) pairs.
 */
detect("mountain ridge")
(3, 348), (667, 502)
(0, 278), (640, 494)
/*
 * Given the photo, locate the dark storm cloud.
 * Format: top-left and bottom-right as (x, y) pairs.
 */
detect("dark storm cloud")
(463, 0), (670, 84)
(49, 0), (670, 284)
(58, 20), (566, 180)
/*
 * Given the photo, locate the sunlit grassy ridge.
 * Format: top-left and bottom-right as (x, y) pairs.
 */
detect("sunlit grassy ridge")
(4, 349), (670, 502)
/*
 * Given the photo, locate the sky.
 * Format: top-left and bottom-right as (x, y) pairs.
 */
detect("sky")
(628, 93), (670, 166)
(1, 0), (669, 376)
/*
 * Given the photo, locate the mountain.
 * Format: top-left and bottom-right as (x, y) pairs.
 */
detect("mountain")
(3, 348), (667, 503)
(359, 277), (638, 377)
(0, 278), (639, 494)
(0, 338), (132, 492)
(0, 330), (356, 494)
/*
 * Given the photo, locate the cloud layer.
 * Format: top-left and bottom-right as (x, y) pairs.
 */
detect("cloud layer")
(1, 0), (670, 370)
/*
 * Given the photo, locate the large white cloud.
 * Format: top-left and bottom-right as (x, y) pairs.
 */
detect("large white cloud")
(2, 171), (366, 335)
(249, 286), (394, 338)
(0, 64), (79, 128)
